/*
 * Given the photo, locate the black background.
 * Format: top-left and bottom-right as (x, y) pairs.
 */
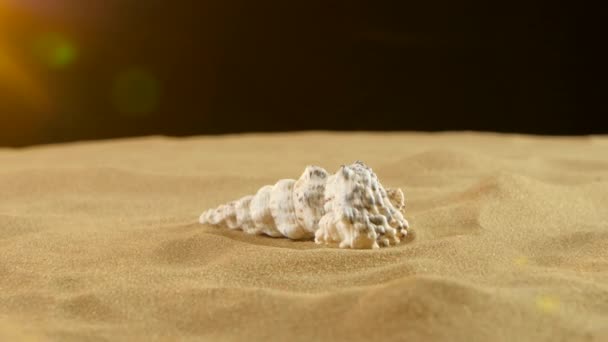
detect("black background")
(0, 1), (605, 147)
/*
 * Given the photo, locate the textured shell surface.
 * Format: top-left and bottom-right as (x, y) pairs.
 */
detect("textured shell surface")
(200, 161), (410, 249)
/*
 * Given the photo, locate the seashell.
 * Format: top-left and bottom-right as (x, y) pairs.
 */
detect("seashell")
(200, 161), (410, 249)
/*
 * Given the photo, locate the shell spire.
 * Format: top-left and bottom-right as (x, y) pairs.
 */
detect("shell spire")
(200, 161), (410, 249)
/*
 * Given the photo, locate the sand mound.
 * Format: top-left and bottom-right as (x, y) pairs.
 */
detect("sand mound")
(1, 132), (607, 341)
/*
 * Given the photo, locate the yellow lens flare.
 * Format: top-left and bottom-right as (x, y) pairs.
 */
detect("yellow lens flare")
(514, 256), (529, 266)
(535, 294), (560, 314)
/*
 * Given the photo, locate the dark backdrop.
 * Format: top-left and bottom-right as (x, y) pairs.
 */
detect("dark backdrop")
(0, 1), (604, 147)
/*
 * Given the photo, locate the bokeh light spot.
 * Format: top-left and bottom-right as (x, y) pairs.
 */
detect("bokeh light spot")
(535, 295), (560, 314)
(33, 33), (77, 69)
(514, 256), (529, 266)
(112, 68), (161, 116)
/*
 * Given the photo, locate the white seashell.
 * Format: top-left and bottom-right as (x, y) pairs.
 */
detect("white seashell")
(200, 161), (410, 249)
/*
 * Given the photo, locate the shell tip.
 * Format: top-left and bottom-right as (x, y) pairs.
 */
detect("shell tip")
(199, 211), (208, 224)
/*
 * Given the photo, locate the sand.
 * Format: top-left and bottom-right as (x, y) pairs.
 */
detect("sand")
(1, 132), (607, 341)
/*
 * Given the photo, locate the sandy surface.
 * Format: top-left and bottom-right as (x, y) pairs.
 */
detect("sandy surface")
(1, 132), (607, 341)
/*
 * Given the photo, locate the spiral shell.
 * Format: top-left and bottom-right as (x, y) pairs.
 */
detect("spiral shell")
(200, 161), (410, 249)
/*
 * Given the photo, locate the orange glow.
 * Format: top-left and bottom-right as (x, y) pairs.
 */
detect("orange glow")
(0, 3), (51, 111)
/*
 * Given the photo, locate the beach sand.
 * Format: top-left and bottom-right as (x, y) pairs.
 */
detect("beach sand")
(1, 132), (607, 341)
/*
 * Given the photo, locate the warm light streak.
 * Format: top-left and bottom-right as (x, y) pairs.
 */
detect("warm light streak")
(0, 4), (50, 110)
